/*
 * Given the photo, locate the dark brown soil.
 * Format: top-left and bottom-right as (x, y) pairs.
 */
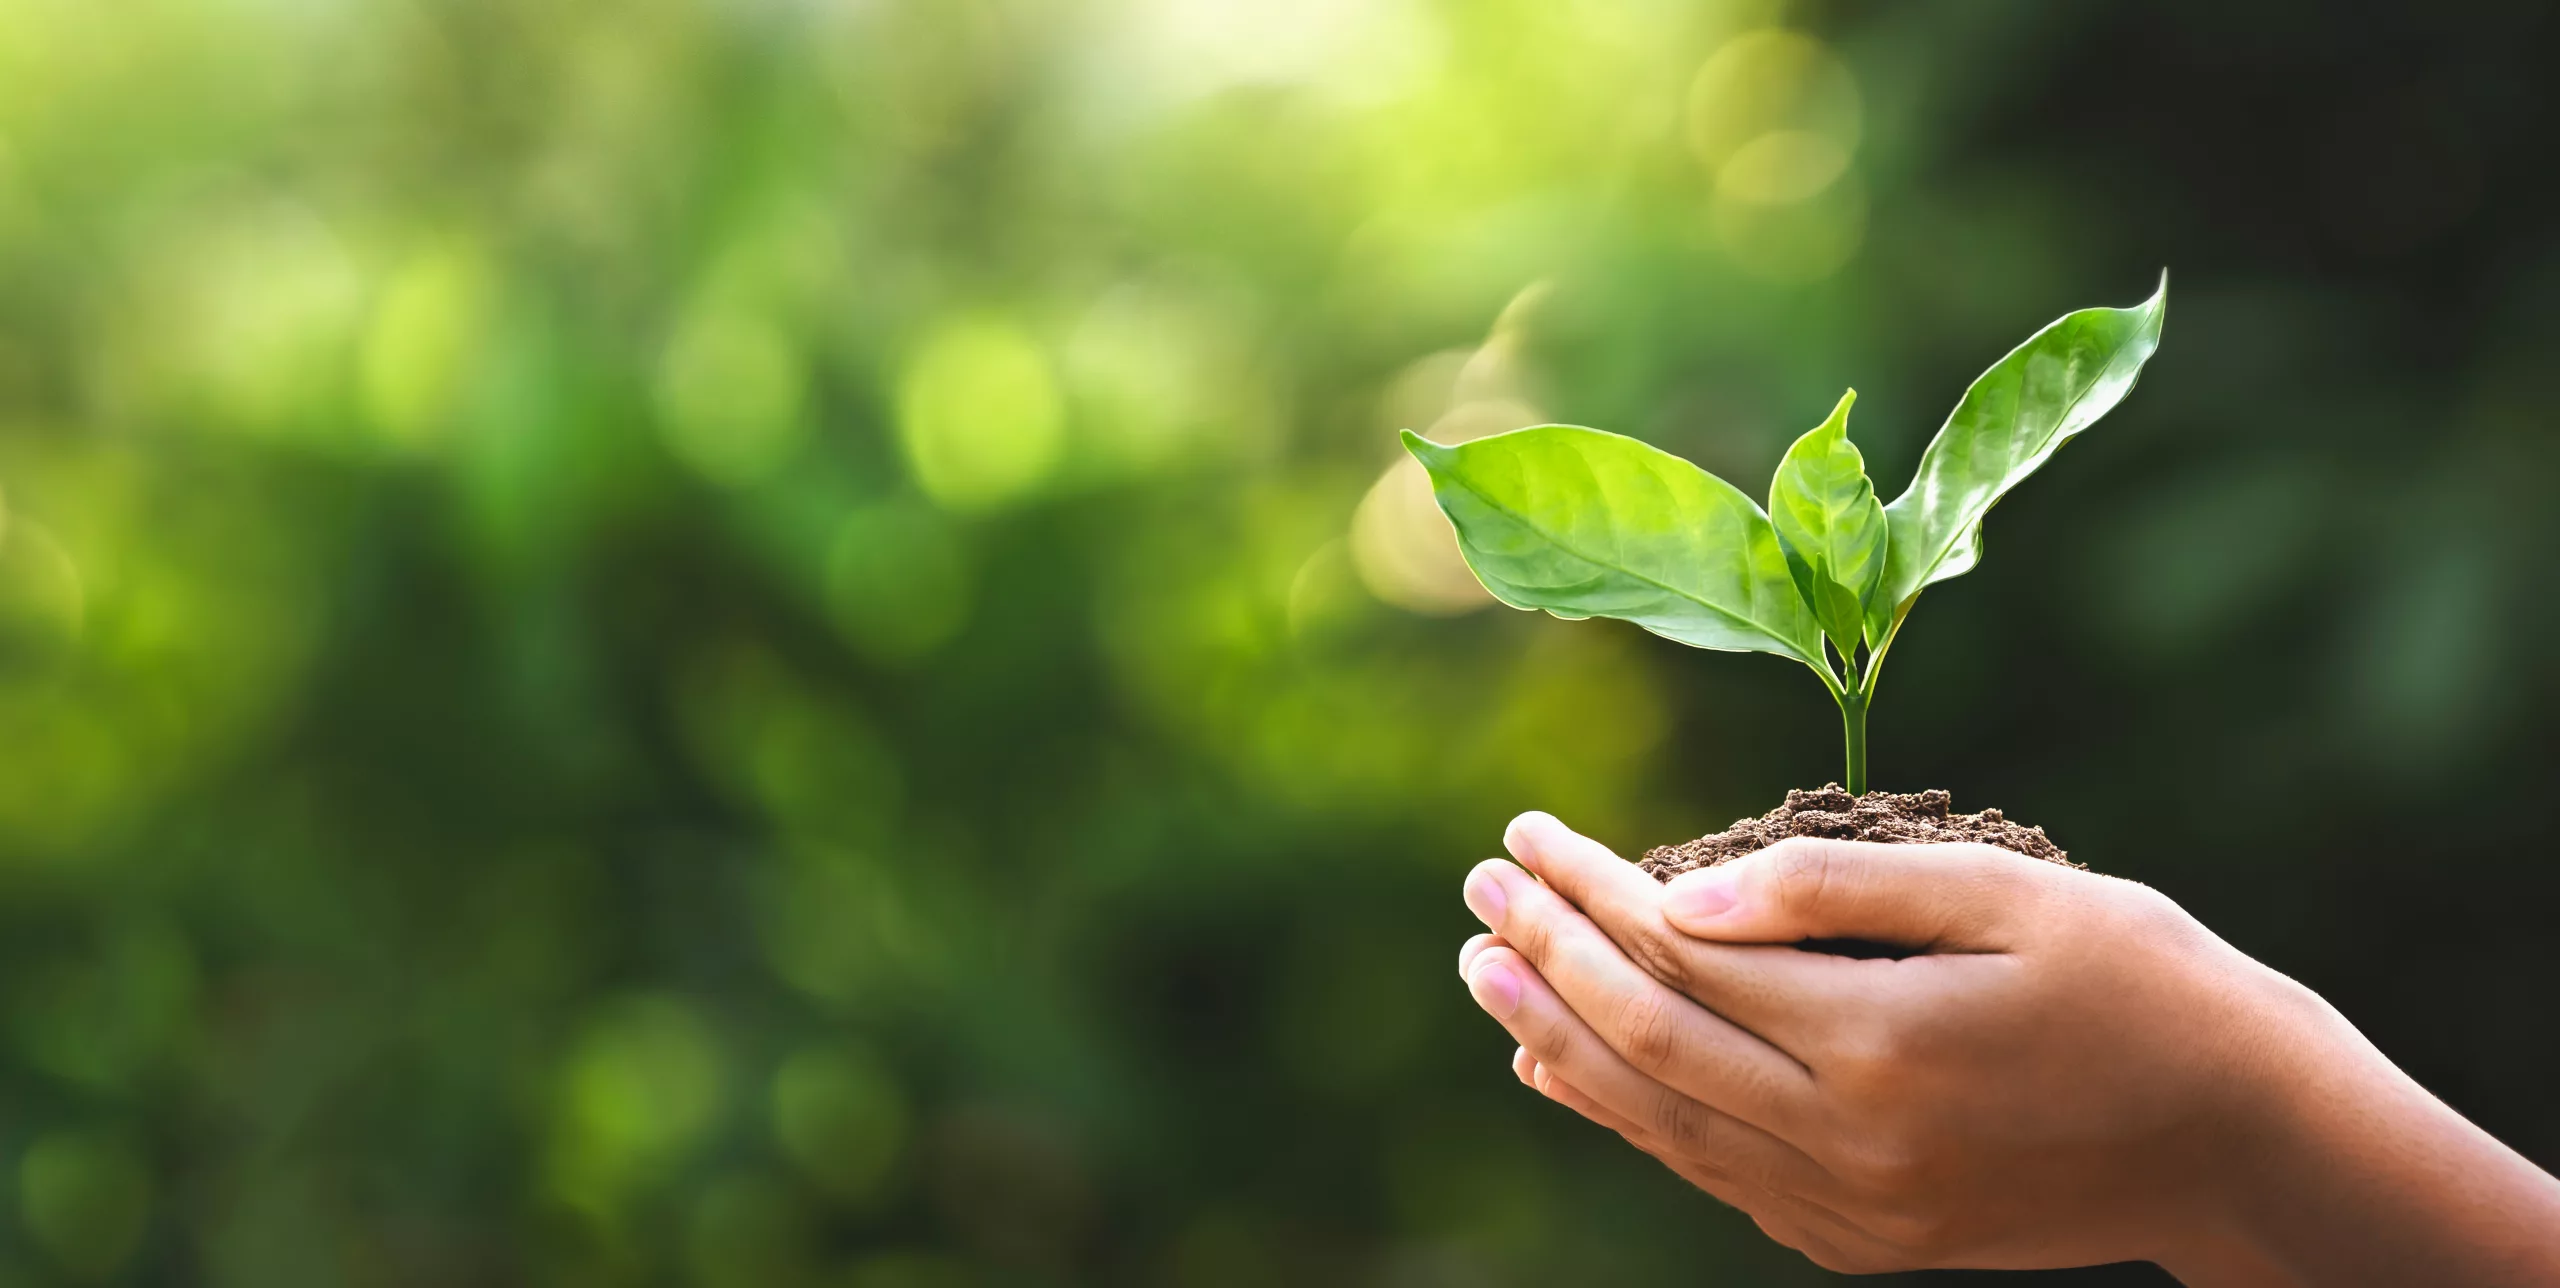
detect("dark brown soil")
(1638, 784), (2079, 882)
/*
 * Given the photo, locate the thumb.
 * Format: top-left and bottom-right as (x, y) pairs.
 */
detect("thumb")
(1659, 837), (2049, 951)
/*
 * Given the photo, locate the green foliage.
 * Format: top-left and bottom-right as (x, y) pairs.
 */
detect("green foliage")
(1397, 427), (1823, 669)
(1769, 389), (1888, 661)
(2, 0), (2531, 1278)
(1408, 280), (2169, 790)
(1872, 277), (2172, 653)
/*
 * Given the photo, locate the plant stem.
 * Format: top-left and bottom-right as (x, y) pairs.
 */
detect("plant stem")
(1839, 687), (1868, 795)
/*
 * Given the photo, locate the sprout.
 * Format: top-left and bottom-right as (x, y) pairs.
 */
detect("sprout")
(1404, 278), (2168, 793)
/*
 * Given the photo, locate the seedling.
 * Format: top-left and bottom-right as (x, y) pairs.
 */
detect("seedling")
(1403, 279), (2166, 794)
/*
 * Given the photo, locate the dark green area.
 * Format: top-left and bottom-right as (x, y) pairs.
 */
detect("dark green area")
(0, 1), (2552, 1283)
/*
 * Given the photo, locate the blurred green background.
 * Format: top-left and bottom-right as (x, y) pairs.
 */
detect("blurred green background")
(2, 0), (2556, 1283)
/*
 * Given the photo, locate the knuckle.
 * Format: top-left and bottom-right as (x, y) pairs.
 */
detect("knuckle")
(1617, 923), (1697, 992)
(1524, 1006), (1582, 1067)
(1498, 905), (1556, 960)
(2055, 874), (2202, 960)
(2118, 879), (2197, 936)
(1649, 1086), (1720, 1153)
(1768, 840), (1841, 916)
(1610, 989), (1685, 1075)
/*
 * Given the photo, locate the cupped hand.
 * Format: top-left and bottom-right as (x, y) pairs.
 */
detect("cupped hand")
(1456, 813), (2560, 1283)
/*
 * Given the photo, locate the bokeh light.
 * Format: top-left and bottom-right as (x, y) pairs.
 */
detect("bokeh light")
(898, 318), (1066, 513)
(20, 1128), (151, 1278)
(658, 301), (811, 488)
(549, 995), (729, 1219)
(772, 1041), (908, 1206)
(0, 0), (2553, 1282)
(1690, 29), (1867, 282)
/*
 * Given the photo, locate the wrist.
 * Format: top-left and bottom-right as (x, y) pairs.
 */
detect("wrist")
(2146, 963), (2341, 1286)
(2162, 965), (2560, 1285)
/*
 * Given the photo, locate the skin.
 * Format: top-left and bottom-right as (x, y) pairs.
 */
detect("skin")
(1457, 811), (2560, 1283)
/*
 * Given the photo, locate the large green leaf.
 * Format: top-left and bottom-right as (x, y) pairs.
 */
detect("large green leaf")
(1869, 276), (2168, 649)
(1401, 425), (1827, 671)
(1768, 389), (1886, 660)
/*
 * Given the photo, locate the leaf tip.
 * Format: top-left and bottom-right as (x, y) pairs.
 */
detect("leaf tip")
(1396, 427), (1438, 460)
(1817, 387), (1857, 439)
(2128, 272), (2169, 356)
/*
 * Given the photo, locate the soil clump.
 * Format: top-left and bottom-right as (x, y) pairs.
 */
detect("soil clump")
(1639, 784), (2078, 882)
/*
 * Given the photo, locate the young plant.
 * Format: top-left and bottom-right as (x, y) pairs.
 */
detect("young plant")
(1402, 279), (2167, 795)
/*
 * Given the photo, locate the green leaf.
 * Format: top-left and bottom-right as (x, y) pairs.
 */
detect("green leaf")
(1869, 275), (2168, 650)
(1401, 425), (1827, 672)
(1768, 389), (1886, 660)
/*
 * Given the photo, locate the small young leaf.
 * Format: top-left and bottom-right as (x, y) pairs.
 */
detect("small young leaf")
(1401, 425), (1826, 671)
(1869, 275), (2168, 652)
(1768, 389), (1886, 661)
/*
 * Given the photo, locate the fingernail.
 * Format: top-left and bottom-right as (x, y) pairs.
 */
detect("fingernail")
(1467, 960), (1521, 1018)
(1462, 864), (1508, 927)
(1663, 868), (1740, 924)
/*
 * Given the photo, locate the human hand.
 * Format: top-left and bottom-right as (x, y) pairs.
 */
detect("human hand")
(1457, 813), (2560, 1283)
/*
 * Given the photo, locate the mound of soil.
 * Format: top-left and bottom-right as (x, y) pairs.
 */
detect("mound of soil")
(1638, 784), (2078, 882)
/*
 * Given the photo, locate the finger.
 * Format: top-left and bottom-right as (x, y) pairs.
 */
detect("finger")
(1517, 1014), (1813, 1212)
(1649, 1151), (1893, 1272)
(1504, 812), (1885, 1056)
(1459, 933), (1509, 981)
(1466, 857), (1814, 1129)
(1503, 810), (1676, 944)
(1504, 811), (1723, 1000)
(1525, 1058), (1673, 1152)
(1662, 837), (2055, 951)
(1462, 945), (1836, 1199)
(1526, 1056), (1892, 1269)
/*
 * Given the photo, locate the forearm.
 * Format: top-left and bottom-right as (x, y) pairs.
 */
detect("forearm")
(2174, 978), (2560, 1286)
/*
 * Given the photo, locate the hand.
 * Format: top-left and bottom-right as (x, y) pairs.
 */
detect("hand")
(1457, 813), (2560, 1283)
